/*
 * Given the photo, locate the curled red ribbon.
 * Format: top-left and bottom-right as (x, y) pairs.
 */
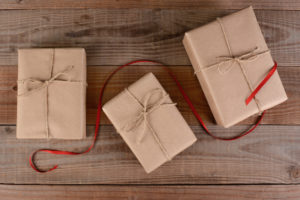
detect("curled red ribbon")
(30, 60), (277, 173)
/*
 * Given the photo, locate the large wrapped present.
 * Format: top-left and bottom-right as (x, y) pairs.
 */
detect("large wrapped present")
(183, 6), (287, 128)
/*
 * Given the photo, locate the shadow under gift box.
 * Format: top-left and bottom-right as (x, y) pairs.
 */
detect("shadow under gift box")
(17, 48), (87, 139)
(183, 6), (288, 128)
(102, 73), (197, 173)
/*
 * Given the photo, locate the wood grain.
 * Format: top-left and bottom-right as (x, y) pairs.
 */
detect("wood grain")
(0, 65), (298, 125)
(1, 185), (300, 200)
(0, 9), (299, 66)
(0, 0), (300, 10)
(1, 125), (300, 184)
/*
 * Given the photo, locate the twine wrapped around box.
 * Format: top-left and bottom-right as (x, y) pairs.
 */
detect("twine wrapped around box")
(103, 72), (197, 173)
(183, 6), (287, 128)
(194, 17), (274, 113)
(17, 48), (87, 139)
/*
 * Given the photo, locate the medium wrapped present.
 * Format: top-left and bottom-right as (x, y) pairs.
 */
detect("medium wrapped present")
(183, 6), (287, 128)
(17, 48), (87, 139)
(103, 73), (197, 173)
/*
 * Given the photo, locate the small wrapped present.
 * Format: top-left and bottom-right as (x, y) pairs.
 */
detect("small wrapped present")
(183, 6), (287, 128)
(17, 48), (87, 139)
(103, 73), (197, 173)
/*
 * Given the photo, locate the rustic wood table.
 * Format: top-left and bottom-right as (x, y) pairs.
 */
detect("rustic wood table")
(0, 1), (299, 199)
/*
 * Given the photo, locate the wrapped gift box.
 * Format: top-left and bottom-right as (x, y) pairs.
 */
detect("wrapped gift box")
(103, 73), (197, 173)
(183, 6), (287, 128)
(17, 48), (87, 139)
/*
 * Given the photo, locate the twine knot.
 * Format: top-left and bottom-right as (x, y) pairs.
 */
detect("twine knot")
(18, 65), (74, 96)
(123, 88), (176, 145)
(215, 47), (266, 74)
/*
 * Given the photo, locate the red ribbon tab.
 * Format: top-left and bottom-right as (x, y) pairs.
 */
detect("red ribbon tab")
(29, 60), (277, 173)
(246, 62), (277, 105)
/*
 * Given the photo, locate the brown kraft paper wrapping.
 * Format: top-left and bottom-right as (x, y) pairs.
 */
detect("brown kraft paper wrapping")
(17, 48), (87, 139)
(183, 6), (288, 128)
(103, 73), (197, 173)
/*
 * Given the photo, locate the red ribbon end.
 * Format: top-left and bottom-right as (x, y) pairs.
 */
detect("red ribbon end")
(245, 62), (277, 106)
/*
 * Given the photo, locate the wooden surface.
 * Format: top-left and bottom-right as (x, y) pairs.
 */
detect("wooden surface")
(1, 185), (300, 200)
(0, 1), (299, 199)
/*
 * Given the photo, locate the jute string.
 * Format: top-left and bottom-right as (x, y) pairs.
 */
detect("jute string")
(122, 88), (176, 161)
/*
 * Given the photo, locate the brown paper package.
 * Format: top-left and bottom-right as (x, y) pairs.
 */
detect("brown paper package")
(102, 73), (197, 173)
(183, 6), (288, 128)
(17, 48), (87, 139)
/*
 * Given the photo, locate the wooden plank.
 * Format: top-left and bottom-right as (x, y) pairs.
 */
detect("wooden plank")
(0, 125), (300, 184)
(0, 9), (299, 66)
(1, 185), (300, 200)
(0, 65), (298, 125)
(0, 0), (300, 10)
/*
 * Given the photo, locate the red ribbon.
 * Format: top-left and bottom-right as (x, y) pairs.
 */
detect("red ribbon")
(29, 60), (277, 173)
(246, 62), (277, 105)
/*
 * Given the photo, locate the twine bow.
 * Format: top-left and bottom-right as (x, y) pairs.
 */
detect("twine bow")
(209, 47), (270, 74)
(18, 65), (75, 138)
(122, 88), (176, 160)
(18, 65), (74, 96)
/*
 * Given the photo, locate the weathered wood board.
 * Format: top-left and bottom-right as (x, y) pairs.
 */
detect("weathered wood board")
(0, 0), (300, 10)
(1, 185), (300, 200)
(0, 9), (299, 66)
